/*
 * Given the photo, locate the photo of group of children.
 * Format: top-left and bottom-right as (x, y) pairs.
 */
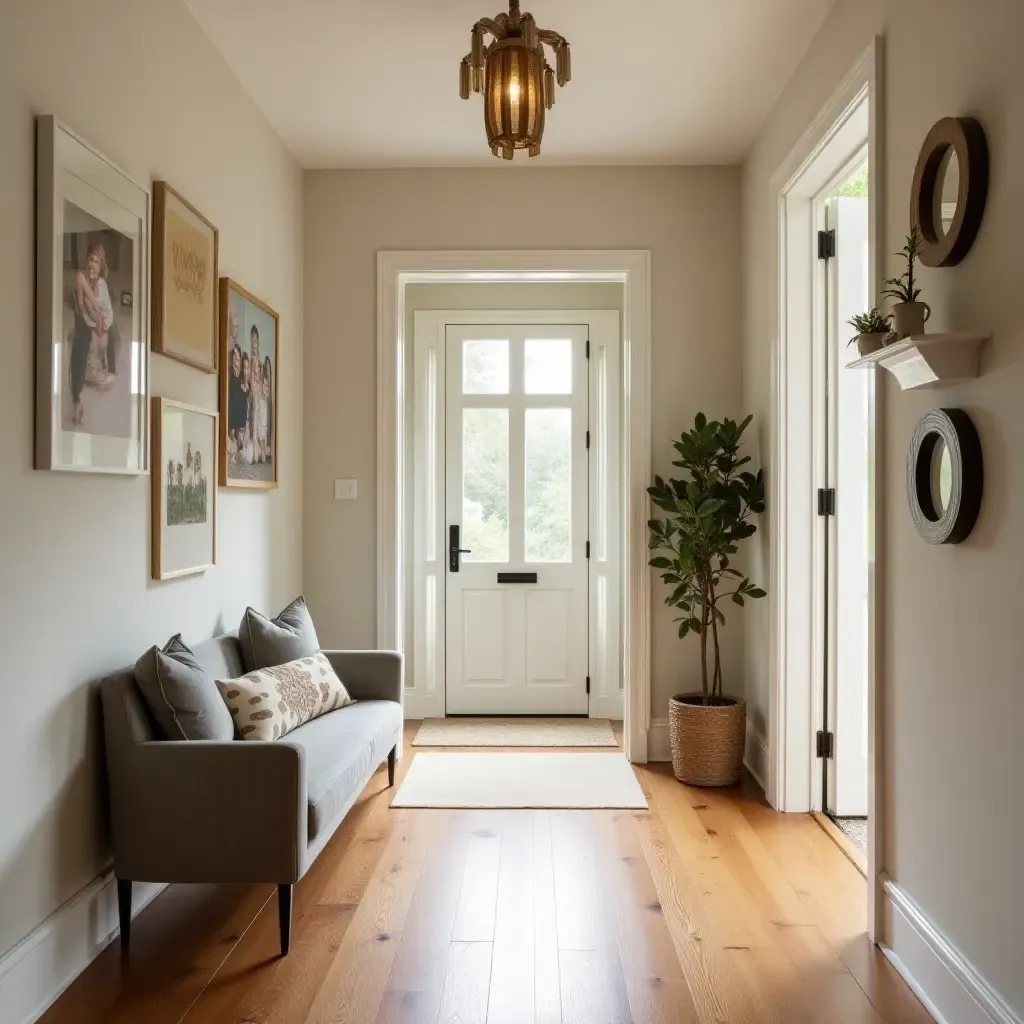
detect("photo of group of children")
(224, 285), (276, 484)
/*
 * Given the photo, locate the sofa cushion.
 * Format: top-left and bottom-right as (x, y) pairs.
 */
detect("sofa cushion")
(239, 596), (320, 672)
(216, 652), (353, 741)
(134, 635), (235, 741)
(286, 701), (402, 842)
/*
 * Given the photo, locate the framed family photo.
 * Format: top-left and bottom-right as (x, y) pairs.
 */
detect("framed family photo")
(153, 182), (219, 373)
(152, 398), (218, 580)
(35, 116), (149, 474)
(218, 278), (279, 490)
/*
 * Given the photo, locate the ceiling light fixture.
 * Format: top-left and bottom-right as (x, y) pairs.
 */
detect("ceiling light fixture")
(459, 0), (571, 161)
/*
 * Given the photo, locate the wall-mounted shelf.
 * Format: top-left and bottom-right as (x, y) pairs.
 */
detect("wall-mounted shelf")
(848, 332), (990, 390)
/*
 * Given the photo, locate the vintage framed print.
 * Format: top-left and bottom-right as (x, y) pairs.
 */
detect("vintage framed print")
(152, 398), (218, 580)
(152, 182), (219, 372)
(35, 116), (149, 474)
(219, 278), (279, 490)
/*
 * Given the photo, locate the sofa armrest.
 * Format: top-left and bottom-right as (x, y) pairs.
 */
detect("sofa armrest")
(323, 650), (403, 704)
(109, 739), (306, 884)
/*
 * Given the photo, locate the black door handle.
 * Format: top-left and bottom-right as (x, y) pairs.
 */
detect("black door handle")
(449, 524), (472, 572)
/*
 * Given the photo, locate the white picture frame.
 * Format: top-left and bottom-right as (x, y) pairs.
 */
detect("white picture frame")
(35, 116), (149, 474)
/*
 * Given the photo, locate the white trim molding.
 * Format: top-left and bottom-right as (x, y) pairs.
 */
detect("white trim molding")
(880, 876), (1021, 1024)
(767, 37), (886, 940)
(0, 872), (163, 1024)
(377, 251), (651, 761)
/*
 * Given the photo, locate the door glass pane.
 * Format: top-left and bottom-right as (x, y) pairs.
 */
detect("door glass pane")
(462, 408), (509, 562)
(463, 339), (509, 394)
(524, 339), (572, 394)
(525, 408), (572, 562)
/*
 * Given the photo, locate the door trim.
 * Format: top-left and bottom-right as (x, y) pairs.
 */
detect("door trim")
(412, 311), (621, 721)
(768, 39), (884, 937)
(377, 250), (651, 762)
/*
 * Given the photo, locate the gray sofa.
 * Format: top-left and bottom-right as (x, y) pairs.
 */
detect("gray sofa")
(100, 632), (403, 956)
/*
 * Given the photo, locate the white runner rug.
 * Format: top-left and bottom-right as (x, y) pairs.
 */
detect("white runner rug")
(411, 717), (617, 747)
(390, 752), (648, 809)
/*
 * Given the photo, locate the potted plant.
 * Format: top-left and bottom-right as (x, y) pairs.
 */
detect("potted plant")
(883, 227), (931, 338)
(847, 307), (893, 356)
(648, 414), (766, 787)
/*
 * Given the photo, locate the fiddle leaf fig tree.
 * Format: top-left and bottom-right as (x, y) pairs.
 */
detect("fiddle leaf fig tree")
(648, 414), (766, 706)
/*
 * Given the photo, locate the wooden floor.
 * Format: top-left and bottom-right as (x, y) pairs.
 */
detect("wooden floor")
(42, 722), (932, 1024)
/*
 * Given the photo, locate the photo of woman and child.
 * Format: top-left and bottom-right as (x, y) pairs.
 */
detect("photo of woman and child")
(62, 201), (133, 437)
(224, 286), (276, 485)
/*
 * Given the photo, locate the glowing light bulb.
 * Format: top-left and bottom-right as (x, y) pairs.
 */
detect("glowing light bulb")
(508, 80), (521, 102)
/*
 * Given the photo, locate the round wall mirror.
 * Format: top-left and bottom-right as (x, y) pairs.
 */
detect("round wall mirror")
(928, 436), (953, 518)
(907, 409), (983, 544)
(910, 116), (988, 267)
(933, 147), (960, 241)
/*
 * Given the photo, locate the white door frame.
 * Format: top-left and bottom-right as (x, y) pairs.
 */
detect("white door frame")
(412, 311), (621, 722)
(768, 38), (885, 937)
(377, 251), (652, 762)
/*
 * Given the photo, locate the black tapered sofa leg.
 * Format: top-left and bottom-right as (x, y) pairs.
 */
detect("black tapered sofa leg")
(278, 883), (293, 956)
(117, 878), (132, 953)
(388, 745), (397, 787)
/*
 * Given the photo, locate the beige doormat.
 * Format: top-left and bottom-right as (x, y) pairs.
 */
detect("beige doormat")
(391, 752), (648, 809)
(412, 717), (617, 747)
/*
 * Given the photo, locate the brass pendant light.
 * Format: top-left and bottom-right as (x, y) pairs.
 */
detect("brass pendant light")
(459, 0), (571, 160)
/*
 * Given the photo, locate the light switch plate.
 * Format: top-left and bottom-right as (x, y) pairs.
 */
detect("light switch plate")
(334, 478), (357, 500)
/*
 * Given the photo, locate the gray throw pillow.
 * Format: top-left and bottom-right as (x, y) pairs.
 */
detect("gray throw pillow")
(238, 596), (320, 672)
(134, 634), (235, 741)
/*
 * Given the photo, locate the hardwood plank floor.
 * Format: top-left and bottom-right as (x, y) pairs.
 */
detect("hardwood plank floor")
(41, 721), (932, 1024)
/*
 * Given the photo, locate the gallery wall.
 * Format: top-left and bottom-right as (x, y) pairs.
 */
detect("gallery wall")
(0, 0), (303, 985)
(742, 0), (1024, 1015)
(303, 166), (745, 739)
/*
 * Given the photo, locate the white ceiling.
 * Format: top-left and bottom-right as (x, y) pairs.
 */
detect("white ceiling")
(186, 0), (835, 168)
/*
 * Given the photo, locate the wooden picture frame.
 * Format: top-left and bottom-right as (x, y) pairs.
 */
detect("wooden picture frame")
(152, 397), (218, 580)
(35, 115), (149, 474)
(152, 182), (219, 372)
(218, 277), (280, 490)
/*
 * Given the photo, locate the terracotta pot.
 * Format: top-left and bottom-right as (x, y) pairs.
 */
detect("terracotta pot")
(891, 301), (931, 338)
(853, 332), (888, 356)
(668, 693), (746, 787)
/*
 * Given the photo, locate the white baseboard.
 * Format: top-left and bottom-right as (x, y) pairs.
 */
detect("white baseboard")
(589, 692), (624, 721)
(648, 717), (671, 761)
(647, 716), (768, 791)
(0, 871), (164, 1024)
(403, 688), (443, 719)
(881, 875), (1020, 1024)
(743, 719), (768, 790)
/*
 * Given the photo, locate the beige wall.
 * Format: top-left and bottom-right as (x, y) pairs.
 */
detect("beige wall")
(0, 0), (303, 959)
(304, 167), (746, 725)
(742, 0), (1023, 1011)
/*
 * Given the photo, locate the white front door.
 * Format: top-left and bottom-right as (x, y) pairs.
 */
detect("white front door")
(444, 324), (589, 715)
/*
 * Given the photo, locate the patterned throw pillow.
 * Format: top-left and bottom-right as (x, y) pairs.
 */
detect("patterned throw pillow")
(216, 652), (354, 741)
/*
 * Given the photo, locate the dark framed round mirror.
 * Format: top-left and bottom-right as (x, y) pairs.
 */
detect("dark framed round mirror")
(910, 116), (988, 267)
(907, 409), (983, 544)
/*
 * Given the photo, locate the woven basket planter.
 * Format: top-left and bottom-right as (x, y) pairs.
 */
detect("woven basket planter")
(668, 693), (746, 787)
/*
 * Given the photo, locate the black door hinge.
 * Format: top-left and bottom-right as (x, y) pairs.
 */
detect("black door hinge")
(585, 340), (590, 358)
(586, 676), (591, 695)
(585, 540), (591, 559)
(817, 228), (836, 260)
(586, 429), (591, 449)
(816, 730), (834, 759)
(817, 487), (836, 516)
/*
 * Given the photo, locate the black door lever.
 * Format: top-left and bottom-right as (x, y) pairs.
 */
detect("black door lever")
(449, 524), (472, 572)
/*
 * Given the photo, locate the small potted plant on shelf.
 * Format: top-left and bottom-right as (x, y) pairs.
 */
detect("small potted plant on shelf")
(847, 307), (894, 356)
(884, 227), (931, 338)
(648, 414), (765, 787)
